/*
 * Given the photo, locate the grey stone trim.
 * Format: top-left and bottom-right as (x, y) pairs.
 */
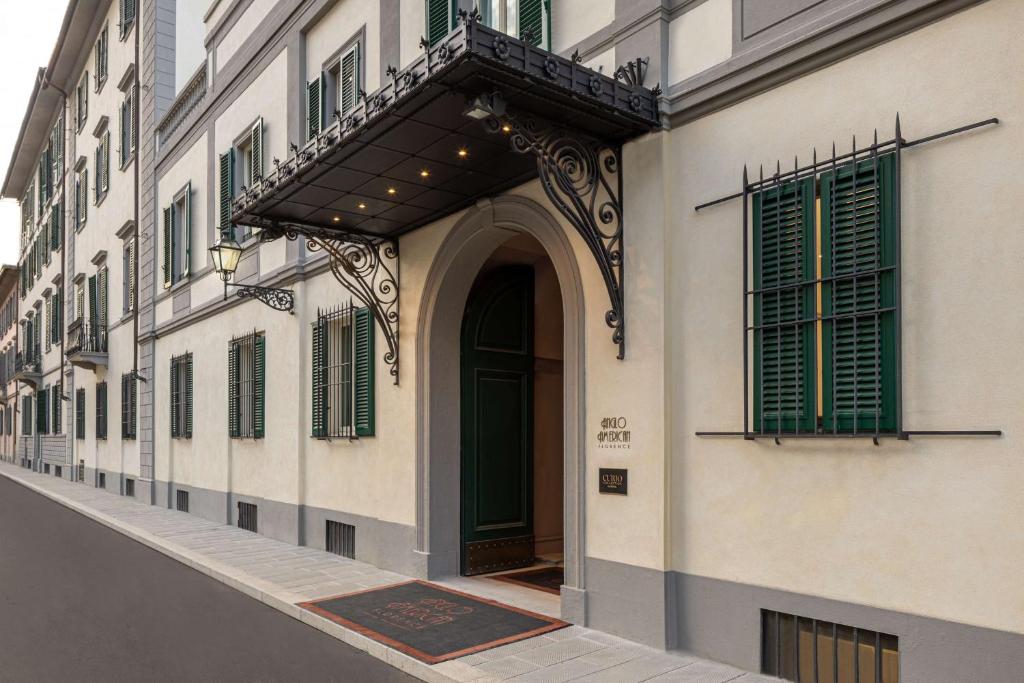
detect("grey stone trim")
(667, 0), (987, 125)
(585, 557), (676, 649)
(672, 571), (1024, 682)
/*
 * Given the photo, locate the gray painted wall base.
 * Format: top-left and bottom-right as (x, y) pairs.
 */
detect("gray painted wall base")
(560, 585), (586, 626)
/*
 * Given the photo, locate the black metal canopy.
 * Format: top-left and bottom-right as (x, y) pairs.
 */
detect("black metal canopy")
(233, 13), (662, 381)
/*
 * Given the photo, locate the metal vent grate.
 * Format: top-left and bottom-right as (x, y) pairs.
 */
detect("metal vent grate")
(762, 609), (899, 683)
(78, 460), (85, 482)
(326, 520), (355, 559)
(98, 472), (106, 489)
(125, 478), (134, 497)
(176, 489), (189, 512)
(237, 502), (258, 532)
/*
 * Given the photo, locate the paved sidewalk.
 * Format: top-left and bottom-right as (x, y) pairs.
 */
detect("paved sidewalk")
(0, 463), (777, 683)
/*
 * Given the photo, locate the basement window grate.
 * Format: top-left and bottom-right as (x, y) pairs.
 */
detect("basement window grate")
(326, 520), (355, 559)
(176, 489), (189, 512)
(99, 472), (106, 489)
(55, 466), (62, 478)
(762, 609), (898, 683)
(43, 464), (50, 474)
(125, 478), (134, 497)
(237, 502), (258, 532)
(78, 460), (85, 482)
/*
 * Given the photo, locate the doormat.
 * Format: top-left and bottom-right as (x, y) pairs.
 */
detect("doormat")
(298, 580), (567, 664)
(491, 567), (563, 595)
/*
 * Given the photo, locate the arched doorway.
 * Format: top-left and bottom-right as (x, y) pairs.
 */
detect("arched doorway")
(415, 196), (586, 620)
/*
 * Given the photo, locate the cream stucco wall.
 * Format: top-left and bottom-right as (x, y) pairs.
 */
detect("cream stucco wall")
(667, 0), (732, 84)
(669, 0), (1024, 634)
(551, 0), (614, 54)
(305, 0), (381, 95)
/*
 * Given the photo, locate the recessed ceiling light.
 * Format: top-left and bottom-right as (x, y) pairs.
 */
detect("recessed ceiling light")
(457, 148), (468, 158)
(387, 187), (397, 195)
(357, 202), (367, 210)
(420, 169), (430, 178)
(332, 216), (341, 223)
(501, 125), (511, 133)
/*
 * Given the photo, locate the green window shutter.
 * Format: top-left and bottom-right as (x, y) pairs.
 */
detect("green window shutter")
(170, 359), (179, 438)
(130, 374), (137, 438)
(427, 0), (454, 46)
(354, 307), (375, 437)
(340, 46), (359, 116)
(519, 0), (546, 47)
(254, 334), (265, 439)
(183, 182), (192, 277)
(96, 382), (107, 439)
(753, 177), (816, 434)
(218, 150), (234, 234)
(820, 153), (897, 433)
(82, 169), (88, 222)
(162, 207), (172, 288)
(88, 275), (98, 327)
(53, 382), (61, 434)
(99, 268), (108, 330)
(228, 343), (240, 438)
(250, 118), (264, 186)
(311, 316), (326, 437)
(128, 238), (136, 311)
(121, 374), (128, 438)
(102, 132), (110, 191)
(119, 100), (126, 165)
(185, 355), (193, 438)
(76, 388), (85, 439)
(307, 74), (324, 140)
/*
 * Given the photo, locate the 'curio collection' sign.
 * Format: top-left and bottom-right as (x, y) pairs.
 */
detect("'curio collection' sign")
(599, 468), (628, 495)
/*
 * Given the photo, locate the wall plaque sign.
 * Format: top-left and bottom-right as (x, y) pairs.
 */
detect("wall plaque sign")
(598, 468), (628, 495)
(596, 416), (631, 449)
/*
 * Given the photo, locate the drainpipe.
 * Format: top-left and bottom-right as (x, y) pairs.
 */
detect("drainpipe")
(40, 72), (69, 477)
(133, 9), (143, 500)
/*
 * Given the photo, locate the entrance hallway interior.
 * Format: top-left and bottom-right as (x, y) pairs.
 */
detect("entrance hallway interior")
(459, 234), (565, 594)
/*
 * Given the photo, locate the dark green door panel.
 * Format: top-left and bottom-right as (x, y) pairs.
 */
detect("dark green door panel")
(461, 266), (534, 575)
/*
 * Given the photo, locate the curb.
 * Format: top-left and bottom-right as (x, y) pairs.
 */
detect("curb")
(0, 468), (488, 683)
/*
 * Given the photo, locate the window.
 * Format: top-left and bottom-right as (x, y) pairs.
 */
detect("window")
(751, 153), (896, 436)
(119, 86), (136, 167)
(237, 502), (258, 532)
(170, 352), (193, 439)
(326, 520), (355, 558)
(76, 73), (89, 131)
(229, 331), (264, 439)
(162, 183), (192, 288)
(96, 381), (107, 440)
(124, 478), (134, 497)
(36, 387), (48, 435)
(122, 238), (136, 313)
(761, 610), (898, 683)
(75, 387), (86, 439)
(95, 26), (108, 91)
(75, 168), (88, 229)
(324, 43), (361, 124)
(478, 0), (548, 46)
(95, 131), (111, 203)
(176, 489), (189, 512)
(121, 373), (137, 440)
(119, 0), (136, 39)
(52, 382), (62, 434)
(221, 119), (263, 239)
(311, 303), (375, 439)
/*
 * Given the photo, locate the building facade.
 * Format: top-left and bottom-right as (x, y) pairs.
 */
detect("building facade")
(2, 0), (1022, 680)
(0, 266), (20, 461)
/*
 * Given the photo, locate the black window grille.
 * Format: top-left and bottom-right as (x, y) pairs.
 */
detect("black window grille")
(311, 302), (374, 439)
(75, 388), (86, 439)
(326, 520), (355, 559)
(78, 460), (85, 482)
(55, 465), (62, 478)
(96, 381), (108, 440)
(762, 609), (899, 683)
(43, 464), (50, 474)
(228, 331), (264, 439)
(176, 489), (189, 513)
(124, 478), (134, 497)
(170, 352), (192, 439)
(121, 373), (137, 439)
(237, 502), (257, 532)
(98, 472), (106, 489)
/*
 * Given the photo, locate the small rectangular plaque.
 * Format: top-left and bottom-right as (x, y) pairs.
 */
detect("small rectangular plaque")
(598, 468), (627, 495)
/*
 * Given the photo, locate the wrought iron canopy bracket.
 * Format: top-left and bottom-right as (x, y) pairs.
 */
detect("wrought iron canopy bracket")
(484, 113), (626, 358)
(254, 223), (400, 383)
(226, 282), (295, 313)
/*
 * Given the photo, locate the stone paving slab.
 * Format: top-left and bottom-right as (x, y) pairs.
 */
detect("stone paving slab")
(0, 463), (780, 683)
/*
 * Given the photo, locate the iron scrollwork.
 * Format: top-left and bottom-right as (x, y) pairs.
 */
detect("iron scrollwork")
(484, 114), (625, 358)
(231, 284), (295, 313)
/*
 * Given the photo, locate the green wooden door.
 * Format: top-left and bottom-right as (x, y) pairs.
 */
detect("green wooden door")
(460, 266), (535, 576)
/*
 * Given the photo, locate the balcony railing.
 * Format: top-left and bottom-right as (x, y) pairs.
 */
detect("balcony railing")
(13, 351), (41, 388)
(156, 63), (207, 148)
(66, 318), (108, 357)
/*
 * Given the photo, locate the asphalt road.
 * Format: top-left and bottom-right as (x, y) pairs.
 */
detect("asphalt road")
(0, 476), (415, 683)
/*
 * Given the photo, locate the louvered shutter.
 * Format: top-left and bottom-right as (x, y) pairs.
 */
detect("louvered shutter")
(128, 239), (136, 310)
(219, 150), (234, 234)
(75, 285), (84, 321)
(81, 169), (88, 221)
(228, 343), (240, 437)
(97, 382), (107, 439)
(103, 132), (111, 191)
(76, 388), (85, 439)
(354, 307), (375, 437)
(53, 382), (61, 434)
(250, 118), (263, 186)
(185, 355), (193, 438)
(254, 334), (265, 439)
(340, 46), (359, 116)
(170, 360), (179, 438)
(183, 183), (192, 277)
(519, 0), (547, 47)
(820, 153), (897, 433)
(46, 297), (53, 350)
(119, 101), (126, 165)
(130, 374), (137, 438)
(51, 202), (61, 249)
(121, 375), (128, 438)
(88, 275), (98, 329)
(427, 0), (452, 46)
(99, 268), (108, 331)
(753, 177), (816, 434)
(307, 74), (324, 140)
(162, 207), (172, 287)
(311, 315), (326, 437)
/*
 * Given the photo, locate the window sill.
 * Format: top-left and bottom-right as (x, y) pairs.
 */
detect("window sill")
(95, 77), (107, 96)
(119, 152), (135, 171)
(95, 191), (109, 208)
(119, 22), (135, 42)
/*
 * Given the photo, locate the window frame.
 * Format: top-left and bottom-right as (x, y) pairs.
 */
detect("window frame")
(228, 331), (265, 439)
(311, 303), (375, 439)
(170, 352), (193, 439)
